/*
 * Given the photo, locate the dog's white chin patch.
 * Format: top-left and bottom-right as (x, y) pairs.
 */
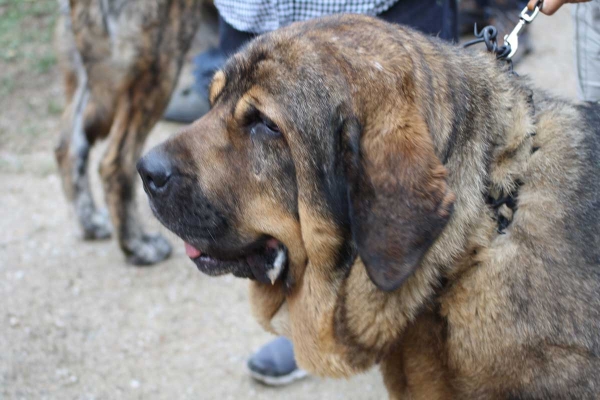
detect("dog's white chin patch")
(267, 247), (286, 285)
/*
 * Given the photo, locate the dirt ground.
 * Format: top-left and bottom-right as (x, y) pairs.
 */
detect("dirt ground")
(0, 3), (580, 399)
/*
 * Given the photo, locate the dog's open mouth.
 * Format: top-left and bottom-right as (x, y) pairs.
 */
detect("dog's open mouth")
(184, 238), (287, 284)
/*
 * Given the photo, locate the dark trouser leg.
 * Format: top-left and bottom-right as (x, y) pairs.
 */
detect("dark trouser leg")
(165, 17), (255, 123)
(459, 0), (527, 36)
(192, 17), (255, 95)
(378, 0), (459, 43)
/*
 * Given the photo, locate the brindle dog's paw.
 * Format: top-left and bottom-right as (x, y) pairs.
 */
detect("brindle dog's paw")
(125, 233), (172, 266)
(82, 210), (112, 240)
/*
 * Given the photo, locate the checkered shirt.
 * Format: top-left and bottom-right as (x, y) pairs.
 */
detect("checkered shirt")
(214, 0), (401, 34)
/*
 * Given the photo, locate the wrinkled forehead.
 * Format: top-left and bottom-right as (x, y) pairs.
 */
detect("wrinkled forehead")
(210, 35), (343, 127)
(214, 37), (291, 99)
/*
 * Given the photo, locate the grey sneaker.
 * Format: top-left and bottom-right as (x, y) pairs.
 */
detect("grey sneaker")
(247, 337), (308, 386)
(163, 86), (210, 124)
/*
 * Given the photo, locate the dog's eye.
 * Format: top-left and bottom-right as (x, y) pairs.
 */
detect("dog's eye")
(250, 117), (281, 138)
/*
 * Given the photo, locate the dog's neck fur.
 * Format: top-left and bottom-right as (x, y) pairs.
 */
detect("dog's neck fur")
(413, 53), (536, 285)
(324, 44), (538, 374)
(407, 43), (537, 195)
(423, 51), (536, 279)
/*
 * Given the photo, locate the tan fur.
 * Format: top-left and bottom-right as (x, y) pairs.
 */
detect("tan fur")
(209, 70), (226, 105)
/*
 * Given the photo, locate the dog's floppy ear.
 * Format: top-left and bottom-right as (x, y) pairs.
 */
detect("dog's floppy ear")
(341, 110), (454, 292)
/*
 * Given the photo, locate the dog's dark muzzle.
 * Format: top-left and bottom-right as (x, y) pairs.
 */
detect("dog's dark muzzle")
(136, 146), (230, 246)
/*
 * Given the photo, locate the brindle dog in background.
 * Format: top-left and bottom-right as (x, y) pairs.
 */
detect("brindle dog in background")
(54, 0), (206, 264)
(139, 15), (600, 399)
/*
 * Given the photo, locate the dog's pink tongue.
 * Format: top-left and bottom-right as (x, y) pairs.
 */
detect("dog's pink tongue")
(184, 242), (201, 259)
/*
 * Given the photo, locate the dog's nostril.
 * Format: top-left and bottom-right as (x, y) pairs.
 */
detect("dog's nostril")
(146, 170), (171, 189)
(137, 150), (174, 194)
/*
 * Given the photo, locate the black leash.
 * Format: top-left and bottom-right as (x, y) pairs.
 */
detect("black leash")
(463, 25), (511, 60)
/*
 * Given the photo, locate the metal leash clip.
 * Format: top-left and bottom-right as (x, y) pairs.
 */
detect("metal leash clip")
(503, 0), (542, 60)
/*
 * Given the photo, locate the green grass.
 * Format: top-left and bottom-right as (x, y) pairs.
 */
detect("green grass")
(0, 0), (58, 72)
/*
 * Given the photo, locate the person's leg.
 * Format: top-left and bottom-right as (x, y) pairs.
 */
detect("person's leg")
(573, 1), (600, 102)
(192, 17), (255, 96)
(459, 0), (488, 35)
(164, 17), (255, 123)
(378, 0), (458, 42)
(218, 15), (255, 55)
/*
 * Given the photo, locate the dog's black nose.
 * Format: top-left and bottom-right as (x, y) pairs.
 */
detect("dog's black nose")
(137, 149), (173, 195)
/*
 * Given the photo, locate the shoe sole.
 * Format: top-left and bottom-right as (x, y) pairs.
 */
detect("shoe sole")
(248, 367), (308, 386)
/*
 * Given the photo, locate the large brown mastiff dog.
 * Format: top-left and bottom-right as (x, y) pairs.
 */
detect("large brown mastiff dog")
(138, 15), (600, 399)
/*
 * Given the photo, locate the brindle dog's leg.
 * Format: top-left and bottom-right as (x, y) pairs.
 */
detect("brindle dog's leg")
(55, 88), (113, 240)
(54, 16), (113, 240)
(56, 0), (201, 263)
(99, 74), (175, 265)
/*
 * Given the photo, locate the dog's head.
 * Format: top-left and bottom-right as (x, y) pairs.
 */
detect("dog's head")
(138, 14), (454, 375)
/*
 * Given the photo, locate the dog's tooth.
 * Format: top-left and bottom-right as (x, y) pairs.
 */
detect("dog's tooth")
(268, 248), (286, 285)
